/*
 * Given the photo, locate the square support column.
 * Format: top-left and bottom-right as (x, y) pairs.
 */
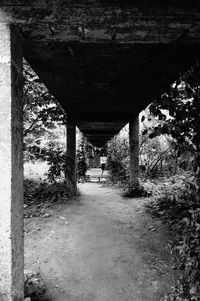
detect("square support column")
(66, 118), (77, 192)
(129, 116), (140, 189)
(0, 24), (24, 301)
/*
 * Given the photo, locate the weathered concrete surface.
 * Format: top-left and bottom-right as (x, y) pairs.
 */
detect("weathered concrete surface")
(67, 118), (77, 190)
(0, 24), (24, 301)
(24, 43), (200, 121)
(1, 1), (200, 43)
(129, 117), (140, 189)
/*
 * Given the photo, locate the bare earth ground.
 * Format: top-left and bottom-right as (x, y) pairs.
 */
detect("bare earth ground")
(25, 171), (176, 301)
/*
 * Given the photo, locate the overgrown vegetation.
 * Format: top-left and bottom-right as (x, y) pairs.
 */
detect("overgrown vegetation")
(23, 61), (79, 197)
(106, 63), (200, 300)
(107, 136), (129, 188)
(147, 63), (200, 301)
(24, 178), (75, 219)
(146, 172), (200, 301)
(23, 61), (66, 162)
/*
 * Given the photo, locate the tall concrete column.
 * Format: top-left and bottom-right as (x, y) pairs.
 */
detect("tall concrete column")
(0, 24), (24, 300)
(129, 116), (140, 189)
(66, 118), (76, 191)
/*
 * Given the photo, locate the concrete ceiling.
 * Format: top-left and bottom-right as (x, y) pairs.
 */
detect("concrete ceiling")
(1, 1), (200, 146)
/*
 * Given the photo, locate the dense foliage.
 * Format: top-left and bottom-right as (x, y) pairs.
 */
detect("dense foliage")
(23, 61), (66, 161)
(147, 63), (200, 300)
(107, 111), (183, 189)
(23, 61), (79, 193)
(107, 135), (129, 187)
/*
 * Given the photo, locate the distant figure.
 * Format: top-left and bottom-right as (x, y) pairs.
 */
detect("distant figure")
(100, 154), (107, 177)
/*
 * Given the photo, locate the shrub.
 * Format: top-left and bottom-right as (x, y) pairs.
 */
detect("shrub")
(146, 174), (200, 300)
(24, 270), (48, 301)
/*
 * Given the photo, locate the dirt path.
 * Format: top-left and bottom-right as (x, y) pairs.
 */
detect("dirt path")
(25, 182), (176, 301)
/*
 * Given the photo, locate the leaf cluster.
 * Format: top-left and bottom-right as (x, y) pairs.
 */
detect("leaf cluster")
(144, 64), (200, 157)
(45, 145), (67, 183)
(23, 61), (67, 161)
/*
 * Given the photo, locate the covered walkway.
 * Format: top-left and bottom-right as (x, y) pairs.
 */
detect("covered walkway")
(0, 1), (200, 299)
(25, 182), (175, 301)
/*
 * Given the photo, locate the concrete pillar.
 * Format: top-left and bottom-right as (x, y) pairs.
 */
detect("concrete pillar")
(66, 118), (76, 190)
(0, 24), (24, 301)
(129, 116), (140, 189)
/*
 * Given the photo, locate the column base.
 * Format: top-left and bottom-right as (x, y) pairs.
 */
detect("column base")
(124, 184), (150, 198)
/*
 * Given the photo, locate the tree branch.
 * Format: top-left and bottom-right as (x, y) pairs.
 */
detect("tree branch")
(23, 114), (41, 137)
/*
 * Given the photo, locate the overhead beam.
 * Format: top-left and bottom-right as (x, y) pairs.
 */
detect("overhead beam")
(23, 42), (200, 126)
(1, 1), (200, 43)
(77, 121), (127, 131)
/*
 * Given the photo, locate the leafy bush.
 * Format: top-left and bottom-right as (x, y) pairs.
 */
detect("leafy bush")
(170, 187), (200, 300)
(107, 157), (128, 184)
(146, 173), (200, 300)
(45, 146), (67, 183)
(163, 205), (200, 300)
(24, 178), (74, 204)
(107, 136), (129, 187)
(140, 108), (193, 178)
(24, 270), (48, 301)
(24, 178), (74, 218)
(23, 61), (66, 162)
(42, 143), (76, 194)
